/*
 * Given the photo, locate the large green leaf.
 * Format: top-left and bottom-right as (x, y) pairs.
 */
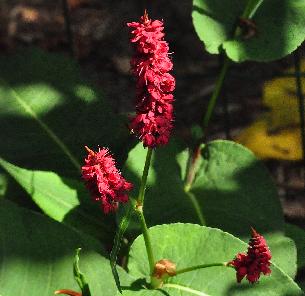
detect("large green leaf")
(0, 47), (130, 177)
(0, 199), (132, 296)
(127, 223), (302, 295)
(190, 140), (283, 236)
(190, 140), (297, 278)
(192, 0), (305, 62)
(124, 140), (297, 278)
(0, 157), (115, 243)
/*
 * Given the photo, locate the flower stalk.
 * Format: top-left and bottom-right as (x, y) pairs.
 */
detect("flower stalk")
(175, 262), (227, 276)
(185, 0), (265, 192)
(137, 148), (153, 206)
(135, 147), (155, 276)
(135, 205), (155, 275)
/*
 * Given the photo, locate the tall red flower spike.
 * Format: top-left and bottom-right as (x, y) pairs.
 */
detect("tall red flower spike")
(229, 228), (272, 283)
(81, 146), (133, 214)
(127, 10), (175, 148)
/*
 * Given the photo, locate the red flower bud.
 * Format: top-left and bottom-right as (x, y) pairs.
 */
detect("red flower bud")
(81, 146), (133, 214)
(229, 228), (272, 283)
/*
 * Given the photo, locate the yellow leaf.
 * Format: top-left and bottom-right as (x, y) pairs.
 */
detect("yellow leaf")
(235, 61), (304, 161)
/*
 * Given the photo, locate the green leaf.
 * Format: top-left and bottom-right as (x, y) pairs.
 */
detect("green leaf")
(127, 223), (302, 295)
(192, 0), (305, 62)
(0, 47), (130, 177)
(190, 140), (297, 278)
(191, 140), (283, 236)
(74, 248), (91, 296)
(0, 199), (130, 296)
(0, 173), (7, 197)
(124, 139), (297, 278)
(0, 157), (115, 243)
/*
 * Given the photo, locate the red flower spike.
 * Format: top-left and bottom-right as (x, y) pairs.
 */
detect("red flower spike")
(229, 228), (272, 284)
(81, 146), (133, 214)
(127, 11), (175, 148)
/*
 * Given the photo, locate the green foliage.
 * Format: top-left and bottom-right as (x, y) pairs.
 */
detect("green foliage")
(0, 173), (7, 197)
(124, 140), (297, 278)
(0, 47), (130, 177)
(74, 248), (92, 296)
(0, 157), (115, 243)
(127, 224), (302, 295)
(192, 0), (305, 62)
(0, 200), (130, 296)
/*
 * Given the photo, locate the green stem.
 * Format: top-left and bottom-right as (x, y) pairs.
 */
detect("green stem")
(186, 0), (265, 190)
(135, 207), (155, 274)
(201, 0), (264, 137)
(135, 147), (155, 275)
(202, 58), (230, 136)
(137, 148), (153, 205)
(4, 80), (81, 171)
(242, 0), (264, 19)
(175, 262), (227, 276)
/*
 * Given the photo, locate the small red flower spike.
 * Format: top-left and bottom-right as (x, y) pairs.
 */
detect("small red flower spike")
(127, 11), (175, 148)
(54, 290), (82, 296)
(81, 146), (133, 214)
(229, 228), (272, 284)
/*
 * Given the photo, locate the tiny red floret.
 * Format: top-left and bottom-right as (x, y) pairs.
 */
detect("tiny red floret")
(229, 228), (272, 284)
(81, 146), (133, 214)
(127, 11), (175, 148)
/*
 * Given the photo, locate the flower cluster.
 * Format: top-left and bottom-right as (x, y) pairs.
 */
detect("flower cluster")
(81, 146), (133, 214)
(229, 228), (272, 283)
(127, 11), (175, 148)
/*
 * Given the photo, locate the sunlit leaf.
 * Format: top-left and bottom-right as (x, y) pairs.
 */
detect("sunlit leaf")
(0, 157), (115, 243)
(127, 224), (302, 295)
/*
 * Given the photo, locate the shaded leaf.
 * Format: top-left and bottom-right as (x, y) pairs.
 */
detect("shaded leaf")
(0, 47), (130, 177)
(192, 0), (305, 62)
(0, 173), (7, 197)
(0, 199), (131, 296)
